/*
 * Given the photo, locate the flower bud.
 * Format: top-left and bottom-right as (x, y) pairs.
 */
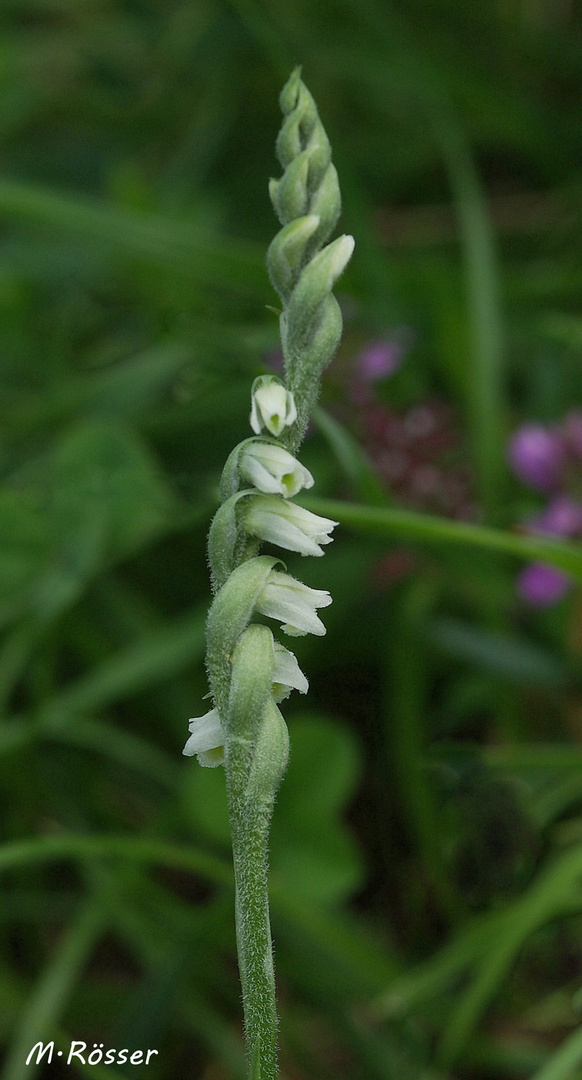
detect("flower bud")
(182, 708), (225, 767)
(272, 151), (310, 223)
(286, 234), (354, 334)
(245, 494), (338, 557)
(239, 441), (314, 497)
(250, 375), (297, 437)
(267, 214), (321, 299)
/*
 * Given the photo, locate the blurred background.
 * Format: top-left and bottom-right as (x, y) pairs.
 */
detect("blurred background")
(3, 1), (582, 1077)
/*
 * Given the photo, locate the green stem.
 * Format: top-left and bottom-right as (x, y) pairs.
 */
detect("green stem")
(229, 798), (278, 1078)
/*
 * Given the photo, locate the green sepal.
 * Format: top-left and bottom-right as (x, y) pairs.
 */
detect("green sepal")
(281, 294), (343, 422)
(278, 66), (302, 122)
(304, 123), (333, 195)
(276, 69), (331, 192)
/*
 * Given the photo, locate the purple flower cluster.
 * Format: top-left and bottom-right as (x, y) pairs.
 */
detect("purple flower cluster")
(348, 336), (477, 521)
(350, 338), (405, 404)
(507, 412), (582, 606)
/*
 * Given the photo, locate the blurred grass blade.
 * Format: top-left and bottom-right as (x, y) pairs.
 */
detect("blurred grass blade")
(427, 617), (569, 689)
(0, 340), (194, 446)
(387, 582), (459, 919)
(46, 719), (179, 789)
(0, 179), (266, 296)
(436, 842), (582, 1068)
(429, 107), (505, 523)
(301, 497), (582, 581)
(0, 835), (233, 887)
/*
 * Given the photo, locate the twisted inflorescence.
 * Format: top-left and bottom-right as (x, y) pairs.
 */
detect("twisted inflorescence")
(182, 68), (353, 1079)
(198, 441), (335, 1074)
(267, 67), (354, 451)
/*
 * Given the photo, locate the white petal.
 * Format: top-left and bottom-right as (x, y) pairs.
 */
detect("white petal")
(282, 390), (297, 427)
(250, 377), (296, 437)
(240, 443), (314, 498)
(257, 572), (332, 636)
(241, 455), (284, 494)
(246, 495), (338, 556)
(247, 505), (325, 555)
(282, 461), (315, 497)
(182, 708), (224, 760)
(250, 396), (262, 435)
(272, 642), (309, 700)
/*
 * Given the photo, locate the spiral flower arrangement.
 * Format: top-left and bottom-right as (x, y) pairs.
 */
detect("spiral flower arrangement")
(182, 69), (353, 1079)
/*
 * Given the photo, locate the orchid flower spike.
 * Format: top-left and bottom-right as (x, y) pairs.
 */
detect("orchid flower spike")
(182, 68), (353, 1079)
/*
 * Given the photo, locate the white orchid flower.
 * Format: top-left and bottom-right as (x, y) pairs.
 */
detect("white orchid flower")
(272, 641), (309, 701)
(256, 570), (332, 636)
(250, 375), (297, 437)
(239, 441), (314, 498)
(245, 495), (337, 557)
(182, 708), (225, 767)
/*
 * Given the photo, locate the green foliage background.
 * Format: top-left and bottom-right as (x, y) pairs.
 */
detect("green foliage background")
(3, 1), (582, 1077)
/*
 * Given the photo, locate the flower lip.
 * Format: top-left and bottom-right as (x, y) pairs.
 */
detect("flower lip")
(239, 441), (314, 497)
(245, 494), (338, 556)
(256, 569), (332, 636)
(183, 708), (225, 767)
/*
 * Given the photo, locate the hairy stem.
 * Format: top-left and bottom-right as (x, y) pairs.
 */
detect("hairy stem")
(229, 793), (278, 1078)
